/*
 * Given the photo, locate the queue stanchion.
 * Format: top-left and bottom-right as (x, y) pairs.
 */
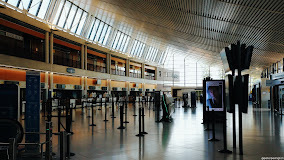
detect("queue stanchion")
(141, 107), (148, 135)
(117, 102), (126, 129)
(208, 110), (219, 142)
(103, 101), (109, 122)
(58, 108), (62, 133)
(204, 106), (211, 131)
(89, 103), (96, 126)
(111, 99), (116, 118)
(81, 101), (84, 115)
(98, 99), (102, 110)
(45, 121), (53, 160)
(136, 108), (144, 137)
(218, 109), (232, 153)
(124, 99), (129, 123)
(133, 99), (137, 116)
(59, 131), (67, 160)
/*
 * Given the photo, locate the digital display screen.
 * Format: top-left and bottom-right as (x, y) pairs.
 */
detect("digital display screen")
(206, 81), (224, 111)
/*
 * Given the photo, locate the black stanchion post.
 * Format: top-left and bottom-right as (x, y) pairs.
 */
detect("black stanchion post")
(104, 101), (108, 122)
(59, 131), (66, 160)
(81, 101), (84, 115)
(45, 121), (52, 160)
(124, 99), (129, 123)
(136, 108), (144, 137)
(89, 103), (96, 126)
(204, 106), (211, 131)
(141, 107), (148, 134)
(111, 100), (116, 118)
(98, 98), (102, 110)
(208, 110), (219, 141)
(117, 102), (125, 129)
(58, 108), (61, 133)
(133, 98), (137, 116)
(218, 109), (232, 153)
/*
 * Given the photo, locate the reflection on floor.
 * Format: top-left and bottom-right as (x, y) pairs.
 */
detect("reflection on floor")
(23, 102), (284, 160)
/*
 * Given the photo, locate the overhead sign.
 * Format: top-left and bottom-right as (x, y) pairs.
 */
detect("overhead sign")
(66, 68), (75, 74)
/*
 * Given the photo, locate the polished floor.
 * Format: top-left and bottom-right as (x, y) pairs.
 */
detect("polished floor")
(21, 101), (284, 160)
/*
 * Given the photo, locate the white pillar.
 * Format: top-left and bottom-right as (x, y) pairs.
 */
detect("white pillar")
(85, 45), (88, 70)
(50, 32), (54, 64)
(81, 45), (84, 69)
(50, 72), (54, 98)
(45, 32), (49, 63)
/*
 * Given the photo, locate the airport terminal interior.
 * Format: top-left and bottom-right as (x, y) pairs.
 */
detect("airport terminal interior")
(0, 0), (283, 160)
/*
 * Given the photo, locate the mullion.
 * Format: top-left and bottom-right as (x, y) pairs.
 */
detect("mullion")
(130, 40), (138, 55)
(74, 10), (84, 33)
(133, 41), (141, 56)
(114, 31), (123, 49)
(149, 48), (155, 61)
(97, 22), (106, 42)
(138, 44), (145, 57)
(146, 47), (153, 60)
(16, 0), (21, 8)
(137, 44), (144, 57)
(122, 36), (130, 52)
(101, 25), (109, 43)
(88, 18), (96, 39)
(136, 41), (143, 56)
(56, 0), (66, 25)
(137, 42), (144, 56)
(115, 32), (124, 49)
(119, 34), (127, 51)
(92, 20), (102, 41)
(69, 7), (79, 30)
(111, 31), (119, 47)
(35, 0), (43, 16)
(62, 3), (73, 28)
(27, 0), (33, 10)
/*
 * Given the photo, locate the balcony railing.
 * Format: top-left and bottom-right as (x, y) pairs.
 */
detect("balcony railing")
(130, 72), (141, 78)
(87, 63), (106, 73)
(2, 48), (45, 62)
(54, 55), (81, 69)
(111, 69), (125, 76)
(145, 75), (155, 80)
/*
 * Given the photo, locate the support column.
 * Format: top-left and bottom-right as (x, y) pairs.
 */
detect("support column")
(106, 53), (111, 74)
(126, 81), (130, 96)
(142, 83), (145, 95)
(85, 45), (88, 70)
(126, 59), (130, 77)
(49, 72), (54, 98)
(142, 63), (145, 79)
(107, 79), (111, 94)
(84, 77), (88, 97)
(45, 32), (49, 63)
(45, 72), (49, 101)
(154, 67), (157, 80)
(50, 32), (54, 64)
(81, 76), (85, 98)
(81, 45), (84, 69)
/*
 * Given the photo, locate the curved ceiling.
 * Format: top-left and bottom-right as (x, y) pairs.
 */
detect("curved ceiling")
(73, 0), (284, 75)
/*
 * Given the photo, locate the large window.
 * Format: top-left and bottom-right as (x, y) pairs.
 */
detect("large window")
(52, 0), (88, 35)
(87, 17), (112, 46)
(111, 31), (130, 52)
(6, 0), (52, 19)
(130, 40), (146, 57)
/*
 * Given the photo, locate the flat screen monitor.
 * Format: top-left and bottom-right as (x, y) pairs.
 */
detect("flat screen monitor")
(205, 80), (224, 111)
